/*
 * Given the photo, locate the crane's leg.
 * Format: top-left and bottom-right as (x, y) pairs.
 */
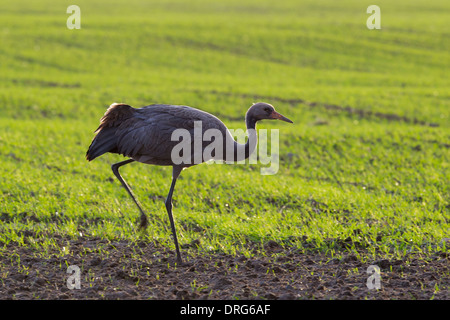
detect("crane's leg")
(111, 159), (148, 230)
(165, 166), (183, 264)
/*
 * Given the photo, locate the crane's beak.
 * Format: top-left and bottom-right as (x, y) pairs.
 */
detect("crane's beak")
(271, 111), (293, 123)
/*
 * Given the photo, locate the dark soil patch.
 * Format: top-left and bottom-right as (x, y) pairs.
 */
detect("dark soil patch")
(0, 239), (448, 300)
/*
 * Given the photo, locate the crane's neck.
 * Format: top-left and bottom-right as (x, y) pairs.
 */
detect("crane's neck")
(231, 114), (258, 162)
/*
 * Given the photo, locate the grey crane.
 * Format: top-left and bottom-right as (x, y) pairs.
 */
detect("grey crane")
(86, 102), (293, 264)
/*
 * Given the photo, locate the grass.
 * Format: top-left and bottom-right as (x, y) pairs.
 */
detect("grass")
(0, 0), (449, 264)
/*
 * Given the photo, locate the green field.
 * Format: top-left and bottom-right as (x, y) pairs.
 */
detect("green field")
(0, 0), (449, 272)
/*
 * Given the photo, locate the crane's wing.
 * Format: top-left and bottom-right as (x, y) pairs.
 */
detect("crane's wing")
(87, 103), (226, 164)
(115, 104), (225, 165)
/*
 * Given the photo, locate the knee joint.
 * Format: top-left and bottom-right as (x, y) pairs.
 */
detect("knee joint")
(165, 199), (172, 210)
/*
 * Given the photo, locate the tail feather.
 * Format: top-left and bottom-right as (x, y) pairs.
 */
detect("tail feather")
(86, 127), (118, 161)
(86, 103), (134, 161)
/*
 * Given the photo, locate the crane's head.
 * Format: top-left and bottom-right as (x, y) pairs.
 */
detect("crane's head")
(248, 102), (293, 123)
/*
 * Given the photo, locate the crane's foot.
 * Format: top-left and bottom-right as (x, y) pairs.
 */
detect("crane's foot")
(138, 213), (149, 231)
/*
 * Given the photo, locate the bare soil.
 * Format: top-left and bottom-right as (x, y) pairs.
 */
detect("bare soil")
(0, 238), (448, 300)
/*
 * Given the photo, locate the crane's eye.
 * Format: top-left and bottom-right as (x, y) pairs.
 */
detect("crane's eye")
(265, 107), (271, 113)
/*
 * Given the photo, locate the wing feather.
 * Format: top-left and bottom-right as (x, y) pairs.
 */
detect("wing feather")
(112, 104), (226, 165)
